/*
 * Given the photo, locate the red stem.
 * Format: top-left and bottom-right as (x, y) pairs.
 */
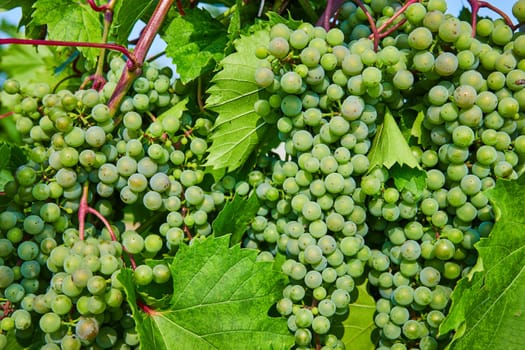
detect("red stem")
(86, 0), (108, 12)
(86, 206), (137, 270)
(176, 0), (186, 15)
(316, 0), (346, 30)
(354, 0), (379, 51)
(137, 299), (160, 315)
(0, 111), (14, 119)
(78, 184), (89, 241)
(378, 18), (408, 39)
(0, 38), (136, 66)
(107, 0), (174, 115)
(469, 0), (516, 36)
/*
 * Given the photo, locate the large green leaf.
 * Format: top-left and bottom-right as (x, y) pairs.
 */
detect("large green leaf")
(204, 30), (272, 172)
(163, 8), (228, 84)
(119, 235), (293, 350)
(30, 0), (102, 65)
(333, 281), (377, 350)
(213, 193), (260, 245)
(440, 176), (525, 349)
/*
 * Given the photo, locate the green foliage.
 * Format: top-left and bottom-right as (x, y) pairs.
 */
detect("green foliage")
(333, 281), (377, 350)
(119, 235), (293, 350)
(441, 176), (525, 349)
(205, 30), (275, 172)
(0, 42), (74, 87)
(368, 108), (421, 171)
(30, 0), (102, 66)
(0, 0), (35, 28)
(163, 8), (228, 84)
(213, 193), (260, 245)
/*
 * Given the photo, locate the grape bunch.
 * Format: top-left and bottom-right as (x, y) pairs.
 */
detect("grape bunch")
(244, 0), (525, 348)
(0, 55), (232, 349)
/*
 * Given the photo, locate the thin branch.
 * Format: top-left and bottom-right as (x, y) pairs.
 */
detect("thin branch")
(107, 0), (174, 115)
(0, 38), (136, 66)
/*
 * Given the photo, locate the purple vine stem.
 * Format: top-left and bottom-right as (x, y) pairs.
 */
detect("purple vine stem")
(354, 0), (379, 50)
(316, 0), (346, 30)
(0, 38), (136, 65)
(107, 0), (174, 115)
(87, 0), (109, 12)
(78, 184), (137, 270)
(468, 0), (516, 36)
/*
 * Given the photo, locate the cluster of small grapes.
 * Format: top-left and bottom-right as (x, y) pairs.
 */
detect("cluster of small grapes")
(250, 21), (384, 350)
(247, 0), (525, 348)
(0, 56), (225, 348)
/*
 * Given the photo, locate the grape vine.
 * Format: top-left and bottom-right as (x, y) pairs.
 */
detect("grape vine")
(0, 0), (524, 349)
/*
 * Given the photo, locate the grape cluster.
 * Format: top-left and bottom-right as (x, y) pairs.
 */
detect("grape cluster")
(246, 0), (525, 348)
(0, 56), (230, 348)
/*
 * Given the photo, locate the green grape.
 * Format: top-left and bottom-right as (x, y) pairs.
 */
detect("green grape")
(408, 27), (433, 50)
(391, 285), (414, 306)
(75, 317), (99, 342)
(312, 315), (331, 334)
(61, 335), (82, 350)
(454, 85), (477, 109)
(0, 266), (14, 288)
(280, 71), (303, 94)
(96, 326), (118, 348)
(382, 322), (402, 340)
(300, 47), (321, 67)
(434, 52), (458, 76)
(269, 37), (290, 58)
(254, 67), (274, 88)
(39, 312), (62, 333)
(18, 241), (39, 260)
(390, 306), (409, 325)
(12, 309), (32, 330)
(331, 288), (350, 308)
(413, 50), (435, 72)
(290, 29), (309, 49)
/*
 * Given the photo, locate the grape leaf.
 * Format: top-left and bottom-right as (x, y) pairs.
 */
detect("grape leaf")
(368, 108), (422, 171)
(0, 0), (35, 27)
(0, 143), (9, 170)
(332, 280), (377, 350)
(390, 165), (427, 196)
(163, 8), (228, 84)
(0, 43), (72, 87)
(204, 30), (273, 172)
(213, 193), (260, 245)
(119, 235), (293, 350)
(30, 0), (102, 66)
(3, 330), (43, 349)
(440, 176), (525, 349)
(110, 0), (158, 45)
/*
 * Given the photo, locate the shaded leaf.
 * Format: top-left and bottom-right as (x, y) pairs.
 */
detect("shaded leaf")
(440, 176), (525, 350)
(368, 108), (421, 171)
(0, 0), (35, 27)
(0, 44), (73, 87)
(213, 193), (260, 245)
(333, 281), (377, 350)
(205, 30), (272, 172)
(163, 8), (228, 83)
(30, 0), (102, 66)
(391, 165), (427, 196)
(0, 144), (10, 170)
(119, 235), (293, 350)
